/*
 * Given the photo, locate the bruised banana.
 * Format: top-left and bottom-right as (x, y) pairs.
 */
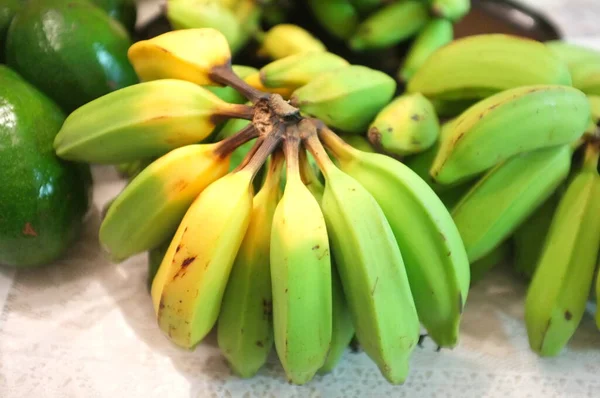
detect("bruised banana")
(431, 85), (589, 185)
(452, 145), (571, 263)
(320, 128), (469, 348)
(101, 143), (232, 261)
(291, 65), (396, 134)
(166, 0), (242, 52)
(152, 170), (255, 348)
(306, 132), (420, 384)
(349, 1), (429, 51)
(368, 93), (440, 157)
(546, 41), (600, 96)
(54, 79), (252, 163)
(217, 154), (283, 378)
(513, 193), (560, 280)
(431, 0), (470, 22)
(258, 24), (326, 60)
(525, 143), (600, 356)
(128, 28), (231, 85)
(398, 18), (453, 83)
(270, 137), (332, 384)
(307, 0), (359, 40)
(259, 52), (349, 91)
(408, 34), (573, 101)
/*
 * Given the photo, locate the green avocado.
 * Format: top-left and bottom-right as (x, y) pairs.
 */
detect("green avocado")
(5, 0), (138, 113)
(0, 66), (92, 268)
(0, 0), (20, 63)
(92, 0), (137, 34)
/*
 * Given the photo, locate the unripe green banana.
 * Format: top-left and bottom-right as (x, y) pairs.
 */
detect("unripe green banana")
(153, 170), (255, 348)
(258, 24), (326, 60)
(218, 154), (283, 378)
(308, 0), (359, 40)
(408, 34), (573, 101)
(525, 143), (600, 356)
(291, 65), (396, 134)
(100, 143), (231, 261)
(230, 0), (262, 52)
(320, 128), (469, 348)
(431, 98), (477, 118)
(259, 52), (349, 90)
(398, 19), (453, 83)
(115, 158), (155, 180)
(307, 132), (420, 383)
(349, 1), (429, 51)
(339, 134), (375, 153)
(452, 145), (571, 263)
(270, 137), (332, 385)
(546, 41), (600, 96)
(54, 79), (252, 164)
(350, 0), (384, 14)
(368, 93), (440, 156)
(206, 65), (257, 104)
(513, 194), (559, 280)
(431, 0), (470, 22)
(431, 85), (589, 185)
(166, 0), (243, 52)
(469, 241), (511, 285)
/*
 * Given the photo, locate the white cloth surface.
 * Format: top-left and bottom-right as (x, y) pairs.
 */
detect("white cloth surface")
(2, 1), (600, 397)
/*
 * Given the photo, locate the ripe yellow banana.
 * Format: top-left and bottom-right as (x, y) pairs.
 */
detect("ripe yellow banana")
(101, 142), (235, 261)
(147, 238), (172, 292)
(270, 136), (332, 384)
(319, 127), (469, 348)
(259, 51), (349, 91)
(452, 145), (571, 263)
(128, 28), (231, 85)
(244, 72), (295, 98)
(54, 79), (253, 163)
(258, 24), (326, 60)
(152, 170), (255, 348)
(217, 153), (284, 378)
(306, 131), (419, 384)
(290, 65), (396, 134)
(525, 143), (600, 356)
(431, 85), (589, 185)
(368, 93), (440, 156)
(408, 34), (573, 101)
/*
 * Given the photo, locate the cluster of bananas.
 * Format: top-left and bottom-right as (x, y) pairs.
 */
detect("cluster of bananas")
(386, 34), (599, 357)
(53, 27), (471, 385)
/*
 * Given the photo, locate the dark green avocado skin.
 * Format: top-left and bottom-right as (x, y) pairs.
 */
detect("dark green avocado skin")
(0, 0), (20, 63)
(0, 65), (92, 268)
(92, 0), (137, 34)
(5, 0), (138, 113)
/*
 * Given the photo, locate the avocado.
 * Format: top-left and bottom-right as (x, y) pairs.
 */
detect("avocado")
(5, 0), (138, 113)
(0, 65), (92, 268)
(92, 0), (137, 34)
(0, 0), (20, 63)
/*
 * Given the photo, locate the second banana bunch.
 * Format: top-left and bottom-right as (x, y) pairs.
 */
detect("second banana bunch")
(52, 25), (599, 384)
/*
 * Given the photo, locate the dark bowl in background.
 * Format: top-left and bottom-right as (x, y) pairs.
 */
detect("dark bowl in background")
(136, 0), (561, 79)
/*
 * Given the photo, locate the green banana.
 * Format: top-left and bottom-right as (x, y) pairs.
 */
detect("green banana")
(470, 241), (511, 285)
(431, 85), (589, 185)
(368, 93), (440, 156)
(259, 52), (349, 90)
(431, 0), (470, 21)
(513, 193), (560, 280)
(166, 0), (243, 52)
(54, 79), (253, 164)
(206, 65), (258, 104)
(349, 1), (430, 51)
(306, 131), (420, 383)
(398, 19), (453, 83)
(258, 24), (326, 60)
(100, 143), (232, 261)
(215, 118), (254, 171)
(350, 0), (383, 14)
(339, 134), (375, 153)
(431, 98), (478, 118)
(290, 65), (396, 134)
(452, 145), (571, 263)
(270, 137), (332, 384)
(546, 41), (600, 96)
(525, 143), (600, 356)
(218, 153), (283, 378)
(408, 34), (573, 101)
(320, 128), (469, 348)
(307, 0), (359, 40)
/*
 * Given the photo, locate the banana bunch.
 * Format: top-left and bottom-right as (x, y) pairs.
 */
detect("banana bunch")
(55, 28), (475, 385)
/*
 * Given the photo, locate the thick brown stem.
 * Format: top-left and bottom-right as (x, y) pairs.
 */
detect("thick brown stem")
(210, 65), (268, 104)
(283, 127), (302, 182)
(213, 104), (255, 121)
(303, 131), (336, 178)
(241, 126), (284, 177)
(214, 123), (259, 158)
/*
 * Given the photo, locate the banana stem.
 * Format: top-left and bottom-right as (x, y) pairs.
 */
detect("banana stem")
(214, 123), (259, 158)
(582, 141), (600, 172)
(210, 64), (268, 104)
(316, 123), (355, 162)
(241, 126), (284, 177)
(263, 148), (285, 190)
(283, 130), (302, 183)
(303, 131), (337, 179)
(214, 103), (255, 121)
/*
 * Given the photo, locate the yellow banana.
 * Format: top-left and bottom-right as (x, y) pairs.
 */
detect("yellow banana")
(258, 24), (326, 60)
